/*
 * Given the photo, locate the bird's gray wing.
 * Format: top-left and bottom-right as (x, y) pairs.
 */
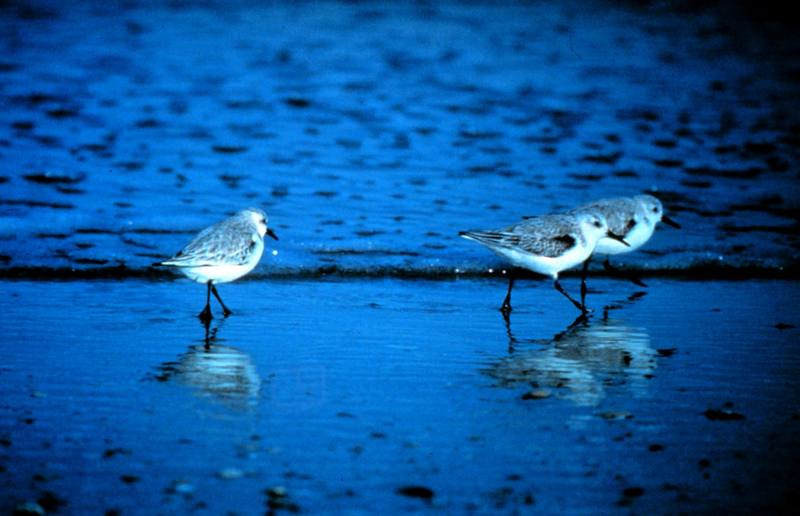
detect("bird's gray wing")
(514, 230), (576, 258)
(620, 217), (637, 238)
(162, 219), (256, 267)
(578, 198), (637, 237)
(462, 215), (579, 258)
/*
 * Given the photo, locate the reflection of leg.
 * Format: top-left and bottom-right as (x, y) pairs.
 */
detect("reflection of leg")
(580, 256), (591, 310)
(200, 319), (222, 349)
(554, 312), (589, 341)
(567, 312), (588, 330)
(503, 311), (515, 353)
(211, 284), (233, 317)
(628, 291), (647, 302)
(202, 317), (212, 348)
(500, 275), (515, 315)
(553, 312), (589, 342)
(198, 282), (213, 323)
(603, 258), (647, 287)
(554, 279), (586, 313)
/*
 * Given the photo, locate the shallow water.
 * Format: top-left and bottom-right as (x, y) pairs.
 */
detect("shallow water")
(1, 1), (799, 276)
(2, 2), (800, 514)
(1, 278), (798, 513)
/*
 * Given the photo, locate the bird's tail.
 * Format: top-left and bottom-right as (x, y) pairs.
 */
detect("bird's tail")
(155, 256), (206, 268)
(459, 230), (506, 247)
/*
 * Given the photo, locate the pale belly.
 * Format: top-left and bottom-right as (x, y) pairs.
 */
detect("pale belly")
(180, 262), (257, 284)
(495, 243), (592, 279)
(594, 223), (654, 256)
(178, 242), (263, 284)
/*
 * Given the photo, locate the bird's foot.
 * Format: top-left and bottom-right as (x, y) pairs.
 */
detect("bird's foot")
(198, 307), (213, 323)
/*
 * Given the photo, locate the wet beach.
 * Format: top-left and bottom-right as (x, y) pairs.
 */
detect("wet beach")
(2, 1), (800, 514)
(0, 1), (798, 275)
(2, 278), (800, 513)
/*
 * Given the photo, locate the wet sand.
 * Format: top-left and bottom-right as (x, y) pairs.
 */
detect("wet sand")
(2, 1), (800, 513)
(1, 1), (799, 275)
(1, 278), (798, 513)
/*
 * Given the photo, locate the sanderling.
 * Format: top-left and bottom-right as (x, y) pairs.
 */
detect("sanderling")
(573, 194), (680, 304)
(154, 208), (278, 322)
(460, 212), (628, 315)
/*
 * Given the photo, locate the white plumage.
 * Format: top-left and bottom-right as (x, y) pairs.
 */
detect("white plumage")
(155, 208), (278, 321)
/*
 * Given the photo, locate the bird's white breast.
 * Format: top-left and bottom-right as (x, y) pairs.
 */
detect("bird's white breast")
(594, 219), (655, 255)
(495, 239), (593, 279)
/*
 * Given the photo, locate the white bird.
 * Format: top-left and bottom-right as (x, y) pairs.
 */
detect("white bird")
(572, 194), (680, 304)
(460, 211), (628, 315)
(582, 194), (680, 255)
(154, 208), (278, 321)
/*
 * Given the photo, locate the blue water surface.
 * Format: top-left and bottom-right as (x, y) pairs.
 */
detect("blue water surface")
(1, 2), (800, 514)
(1, 278), (799, 513)
(0, 1), (798, 275)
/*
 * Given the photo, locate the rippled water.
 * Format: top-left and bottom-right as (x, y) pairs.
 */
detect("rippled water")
(1, 1), (799, 277)
(1, 278), (799, 513)
(2, 2), (800, 514)
(486, 316), (657, 406)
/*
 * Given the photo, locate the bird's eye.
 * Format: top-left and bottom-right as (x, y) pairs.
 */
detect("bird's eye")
(652, 207), (658, 213)
(593, 220), (602, 228)
(260, 218), (266, 224)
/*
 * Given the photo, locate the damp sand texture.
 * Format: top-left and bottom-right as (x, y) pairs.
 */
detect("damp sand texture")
(0, 2), (798, 275)
(1, 279), (800, 513)
(2, 1), (800, 515)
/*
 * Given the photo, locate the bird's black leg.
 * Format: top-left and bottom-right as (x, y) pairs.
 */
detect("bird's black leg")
(500, 274), (515, 316)
(603, 258), (647, 287)
(210, 284), (233, 317)
(554, 279), (586, 314)
(580, 255), (592, 310)
(198, 282), (213, 323)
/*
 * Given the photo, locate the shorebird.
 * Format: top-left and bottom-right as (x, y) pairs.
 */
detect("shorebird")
(573, 194), (680, 306)
(460, 211), (628, 315)
(154, 208), (278, 322)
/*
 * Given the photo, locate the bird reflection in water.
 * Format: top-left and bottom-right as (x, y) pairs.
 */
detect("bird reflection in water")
(486, 314), (656, 406)
(154, 319), (261, 410)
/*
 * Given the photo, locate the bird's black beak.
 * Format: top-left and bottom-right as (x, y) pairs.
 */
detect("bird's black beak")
(606, 231), (630, 247)
(266, 228), (279, 240)
(661, 215), (681, 229)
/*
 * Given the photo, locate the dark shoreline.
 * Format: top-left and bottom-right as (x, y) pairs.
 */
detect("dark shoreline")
(1, 263), (798, 281)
